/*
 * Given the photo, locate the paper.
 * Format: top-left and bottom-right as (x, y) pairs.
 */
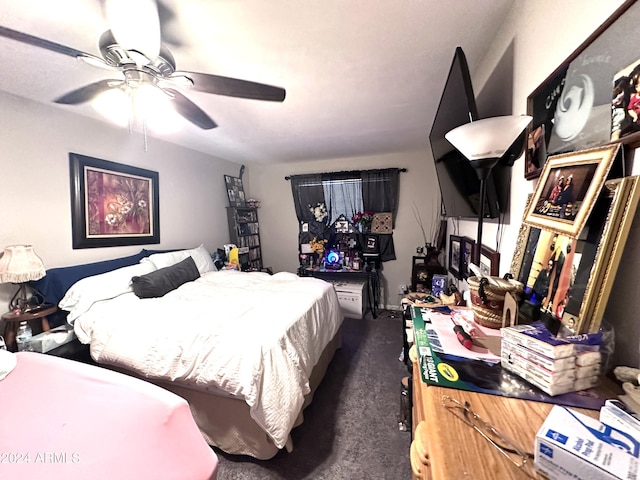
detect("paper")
(423, 309), (502, 363)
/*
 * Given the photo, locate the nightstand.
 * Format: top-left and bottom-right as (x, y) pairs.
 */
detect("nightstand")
(1, 305), (56, 352)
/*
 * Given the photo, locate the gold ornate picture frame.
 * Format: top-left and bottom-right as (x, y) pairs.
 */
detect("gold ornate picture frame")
(511, 175), (640, 333)
(523, 144), (620, 238)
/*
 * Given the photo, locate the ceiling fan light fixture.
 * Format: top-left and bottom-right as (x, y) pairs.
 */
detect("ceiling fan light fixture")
(135, 84), (181, 133)
(103, 0), (161, 60)
(92, 88), (131, 126)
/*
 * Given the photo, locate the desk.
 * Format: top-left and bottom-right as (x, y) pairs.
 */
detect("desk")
(408, 347), (621, 479)
(300, 266), (380, 318)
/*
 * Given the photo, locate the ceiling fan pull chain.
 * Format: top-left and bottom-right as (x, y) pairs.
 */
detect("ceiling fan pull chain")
(143, 117), (148, 152)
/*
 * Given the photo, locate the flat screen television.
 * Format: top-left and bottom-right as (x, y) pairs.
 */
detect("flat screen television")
(429, 47), (502, 219)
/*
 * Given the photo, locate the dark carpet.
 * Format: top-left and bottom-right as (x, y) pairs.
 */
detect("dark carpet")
(213, 310), (412, 480)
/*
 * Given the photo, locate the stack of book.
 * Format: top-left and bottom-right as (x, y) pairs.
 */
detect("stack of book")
(501, 322), (601, 396)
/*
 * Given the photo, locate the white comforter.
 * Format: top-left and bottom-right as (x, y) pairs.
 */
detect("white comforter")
(73, 270), (343, 449)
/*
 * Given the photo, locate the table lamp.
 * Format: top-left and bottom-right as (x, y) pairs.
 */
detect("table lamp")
(0, 245), (46, 312)
(445, 115), (532, 265)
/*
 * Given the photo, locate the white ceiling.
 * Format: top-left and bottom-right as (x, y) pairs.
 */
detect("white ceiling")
(0, 0), (514, 165)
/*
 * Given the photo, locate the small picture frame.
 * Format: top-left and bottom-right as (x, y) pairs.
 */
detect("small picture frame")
(224, 175), (246, 207)
(335, 220), (350, 233)
(461, 237), (476, 279)
(448, 235), (462, 279)
(365, 235), (378, 252)
(475, 244), (500, 277)
(523, 144), (620, 238)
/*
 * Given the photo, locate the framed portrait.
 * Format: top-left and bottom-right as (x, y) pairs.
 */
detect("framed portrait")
(523, 144), (620, 237)
(475, 244), (500, 277)
(224, 175), (246, 207)
(448, 235), (462, 279)
(461, 237), (475, 279)
(511, 175), (640, 333)
(69, 153), (160, 249)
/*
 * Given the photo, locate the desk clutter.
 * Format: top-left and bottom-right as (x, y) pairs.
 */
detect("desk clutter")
(410, 305), (612, 410)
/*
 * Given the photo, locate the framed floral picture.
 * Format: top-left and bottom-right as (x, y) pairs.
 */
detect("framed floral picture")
(69, 153), (160, 249)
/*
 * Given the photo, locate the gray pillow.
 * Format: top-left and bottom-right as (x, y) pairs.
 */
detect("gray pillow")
(131, 256), (200, 298)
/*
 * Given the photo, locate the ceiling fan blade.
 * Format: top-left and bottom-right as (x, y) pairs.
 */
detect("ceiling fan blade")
(164, 88), (217, 130)
(103, 0), (160, 59)
(0, 25), (90, 58)
(157, 0), (184, 48)
(54, 80), (121, 105)
(174, 71), (286, 102)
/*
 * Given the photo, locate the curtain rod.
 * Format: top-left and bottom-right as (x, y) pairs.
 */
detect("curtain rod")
(285, 167), (407, 180)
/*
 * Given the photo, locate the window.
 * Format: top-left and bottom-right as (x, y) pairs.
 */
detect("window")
(322, 177), (363, 225)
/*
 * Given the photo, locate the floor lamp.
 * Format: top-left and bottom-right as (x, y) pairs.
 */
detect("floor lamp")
(445, 115), (532, 266)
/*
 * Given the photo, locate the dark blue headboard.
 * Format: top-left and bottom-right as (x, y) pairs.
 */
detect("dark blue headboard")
(29, 249), (174, 307)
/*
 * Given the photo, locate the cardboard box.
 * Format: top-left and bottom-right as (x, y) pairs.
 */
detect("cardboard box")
(600, 399), (640, 441)
(535, 405), (640, 479)
(30, 325), (76, 353)
(501, 338), (576, 372)
(501, 323), (576, 359)
(501, 344), (577, 384)
(501, 358), (576, 396)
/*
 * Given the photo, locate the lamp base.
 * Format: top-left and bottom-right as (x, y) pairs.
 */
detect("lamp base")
(9, 284), (44, 313)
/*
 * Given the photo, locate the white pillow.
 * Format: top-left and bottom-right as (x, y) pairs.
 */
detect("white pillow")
(143, 245), (216, 274)
(59, 262), (157, 324)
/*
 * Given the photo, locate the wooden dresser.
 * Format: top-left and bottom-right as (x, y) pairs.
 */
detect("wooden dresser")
(409, 346), (618, 479)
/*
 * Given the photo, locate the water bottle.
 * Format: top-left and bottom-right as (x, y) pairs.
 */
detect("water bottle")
(16, 321), (33, 352)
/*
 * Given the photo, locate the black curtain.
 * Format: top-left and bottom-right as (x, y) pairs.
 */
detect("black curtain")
(289, 174), (327, 245)
(361, 169), (400, 261)
(361, 169), (400, 227)
(290, 169), (402, 263)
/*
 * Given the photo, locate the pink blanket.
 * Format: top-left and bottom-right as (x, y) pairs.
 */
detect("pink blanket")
(0, 352), (218, 480)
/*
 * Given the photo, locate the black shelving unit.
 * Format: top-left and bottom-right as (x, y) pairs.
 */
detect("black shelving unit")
(226, 206), (263, 271)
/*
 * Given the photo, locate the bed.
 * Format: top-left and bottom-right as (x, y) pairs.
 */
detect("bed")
(33, 246), (344, 460)
(0, 351), (218, 480)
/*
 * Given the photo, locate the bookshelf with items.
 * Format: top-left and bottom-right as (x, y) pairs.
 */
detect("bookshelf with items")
(226, 206), (263, 271)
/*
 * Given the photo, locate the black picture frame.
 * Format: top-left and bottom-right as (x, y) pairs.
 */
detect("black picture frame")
(525, 0), (640, 180)
(224, 175), (246, 207)
(475, 244), (500, 277)
(448, 235), (462, 279)
(69, 153), (160, 249)
(461, 237), (475, 279)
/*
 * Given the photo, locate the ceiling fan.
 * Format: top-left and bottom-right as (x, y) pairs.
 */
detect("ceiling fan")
(0, 0), (286, 130)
